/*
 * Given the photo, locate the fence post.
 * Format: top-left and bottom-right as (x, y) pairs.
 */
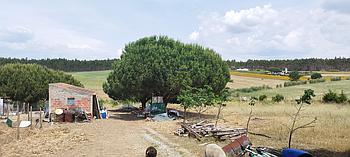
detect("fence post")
(16, 103), (20, 140)
(39, 107), (42, 129)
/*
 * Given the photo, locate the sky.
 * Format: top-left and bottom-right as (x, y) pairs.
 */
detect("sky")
(0, 0), (349, 61)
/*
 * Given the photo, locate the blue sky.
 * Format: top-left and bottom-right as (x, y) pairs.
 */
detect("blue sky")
(0, 0), (349, 60)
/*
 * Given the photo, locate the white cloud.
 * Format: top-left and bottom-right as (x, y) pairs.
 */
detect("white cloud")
(0, 26), (33, 43)
(189, 31), (199, 40)
(189, 5), (350, 60)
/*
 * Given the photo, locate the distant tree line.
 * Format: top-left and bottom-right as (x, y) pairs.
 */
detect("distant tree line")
(0, 57), (116, 72)
(2, 57), (349, 72)
(226, 57), (350, 71)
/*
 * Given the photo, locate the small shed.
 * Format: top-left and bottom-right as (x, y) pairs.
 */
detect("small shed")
(48, 83), (101, 119)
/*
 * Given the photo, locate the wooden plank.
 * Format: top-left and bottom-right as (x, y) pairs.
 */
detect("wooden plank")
(181, 124), (202, 141)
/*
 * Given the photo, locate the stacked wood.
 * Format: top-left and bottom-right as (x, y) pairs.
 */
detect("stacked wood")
(174, 121), (247, 141)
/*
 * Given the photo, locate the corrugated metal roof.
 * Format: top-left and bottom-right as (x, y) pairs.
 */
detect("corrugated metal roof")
(49, 83), (95, 95)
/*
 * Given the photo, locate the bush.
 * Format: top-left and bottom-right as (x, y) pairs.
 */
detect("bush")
(284, 81), (307, 87)
(259, 95), (267, 101)
(272, 94), (284, 102)
(309, 78), (326, 84)
(311, 73), (322, 79)
(330, 77), (341, 81)
(234, 85), (272, 93)
(322, 90), (338, 103)
(322, 90), (348, 103)
(347, 77), (350, 80)
(289, 71), (301, 81)
(337, 91), (348, 103)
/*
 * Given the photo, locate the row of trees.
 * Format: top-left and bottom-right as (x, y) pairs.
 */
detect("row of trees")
(2, 56), (348, 73)
(227, 57), (350, 71)
(103, 36), (231, 109)
(0, 63), (82, 105)
(0, 58), (116, 72)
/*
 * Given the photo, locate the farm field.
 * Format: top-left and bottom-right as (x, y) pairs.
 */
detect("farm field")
(69, 70), (111, 99)
(235, 80), (350, 101)
(227, 75), (285, 89)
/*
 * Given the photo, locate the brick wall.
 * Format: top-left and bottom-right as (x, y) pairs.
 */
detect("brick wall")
(49, 85), (93, 114)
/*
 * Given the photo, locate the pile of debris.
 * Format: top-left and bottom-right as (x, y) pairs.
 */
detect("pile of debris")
(174, 121), (247, 141)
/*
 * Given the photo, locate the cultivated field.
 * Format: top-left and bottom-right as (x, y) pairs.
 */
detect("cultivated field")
(227, 75), (285, 89)
(235, 80), (350, 100)
(69, 70), (111, 99)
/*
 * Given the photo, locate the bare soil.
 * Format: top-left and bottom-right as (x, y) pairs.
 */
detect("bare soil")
(0, 111), (192, 157)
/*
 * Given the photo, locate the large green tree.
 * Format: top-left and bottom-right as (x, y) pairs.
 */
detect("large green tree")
(0, 63), (82, 104)
(103, 36), (230, 108)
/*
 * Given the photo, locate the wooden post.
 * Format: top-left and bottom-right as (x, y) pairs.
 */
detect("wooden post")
(27, 103), (30, 120)
(39, 107), (42, 129)
(30, 105), (33, 128)
(6, 102), (9, 119)
(16, 103), (20, 140)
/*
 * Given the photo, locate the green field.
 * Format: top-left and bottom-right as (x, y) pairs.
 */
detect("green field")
(235, 80), (350, 101)
(68, 70), (110, 98)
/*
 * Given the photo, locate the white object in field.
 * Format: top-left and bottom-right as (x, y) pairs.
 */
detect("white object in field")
(55, 109), (63, 115)
(204, 144), (227, 157)
(19, 121), (31, 128)
(0, 98), (3, 115)
(237, 68), (249, 72)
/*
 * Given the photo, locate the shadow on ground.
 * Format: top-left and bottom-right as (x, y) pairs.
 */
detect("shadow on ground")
(307, 148), (350, 157)
(107, 108), (216, 121)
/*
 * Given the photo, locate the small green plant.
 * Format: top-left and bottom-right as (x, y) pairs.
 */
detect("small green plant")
(272, 94), (284, 102)
(330, 77), (341, 81)
(322, 90), (348, 103)
(259, 95), (267, 101)
(337, 91), (348, 103)
(347, 77), (350, 80)
(287, 89), (316, 148)
(322, 90), (338, 103)
(311, 73), (322, 79)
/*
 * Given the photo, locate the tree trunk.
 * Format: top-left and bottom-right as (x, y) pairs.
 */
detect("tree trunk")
(141, 100), (147, 109)
(183, 107), (187, 123)
(288, 130), (293, 148)
(215, 104), (222, 127)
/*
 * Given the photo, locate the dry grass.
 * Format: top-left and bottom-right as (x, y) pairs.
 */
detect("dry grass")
(155, 102), (350, 156)
(227, 75), (285, 89)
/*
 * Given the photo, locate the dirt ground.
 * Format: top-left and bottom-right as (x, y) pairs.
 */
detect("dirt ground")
(0, 110), (194, 157)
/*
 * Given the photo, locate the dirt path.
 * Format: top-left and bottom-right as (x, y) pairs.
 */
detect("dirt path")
(58, 111), (191, 157)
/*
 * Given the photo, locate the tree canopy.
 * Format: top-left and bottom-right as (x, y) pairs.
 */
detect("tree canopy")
(103, 36), (230, 108)
(311, 73), (322, 79)
(0, 63), (82, 104)
(289, 71), (301, 81)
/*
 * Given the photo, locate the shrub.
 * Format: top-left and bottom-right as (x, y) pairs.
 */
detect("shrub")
(322, 90), (338, 103)
(309, 78), (326, 84)
(347, 77), (350, 80)
(284, 81), (307, 87)
(311, 73), (322, 79)
(322, 90), (348, 103)
(330, 77), (341, 81)
(234, 85), (272, 93)
(259, 95), (267, 101)
(337, 91), (348, 103)
(272, 94), (284, 102)
(289, 71), (301, 81)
